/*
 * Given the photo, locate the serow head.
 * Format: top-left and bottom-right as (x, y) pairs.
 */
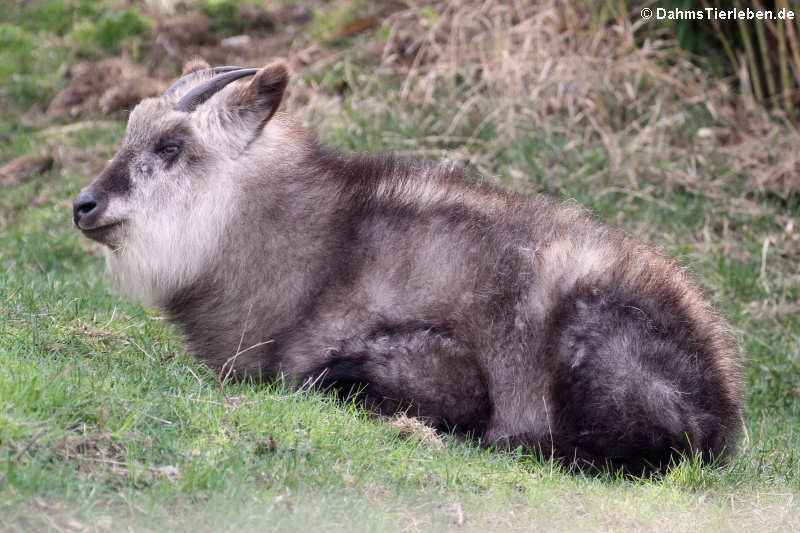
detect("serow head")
(73, 60), (290, 305)
(73, 60), (290, 248)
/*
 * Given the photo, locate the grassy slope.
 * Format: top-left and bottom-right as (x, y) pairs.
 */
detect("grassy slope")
(1, 1), (799, 531)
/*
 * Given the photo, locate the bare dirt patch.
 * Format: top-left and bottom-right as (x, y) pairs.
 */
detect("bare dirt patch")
(146, 6), (312, 77)
(48, 58), (165, 119)
(0, 153), (54, 186)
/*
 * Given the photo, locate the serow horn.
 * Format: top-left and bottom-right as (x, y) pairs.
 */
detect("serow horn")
(173, 68), (260, 113)
(163, 66), (243, 96)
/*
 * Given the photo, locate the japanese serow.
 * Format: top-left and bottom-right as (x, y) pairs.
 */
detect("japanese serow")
(73, 60), (743, 474)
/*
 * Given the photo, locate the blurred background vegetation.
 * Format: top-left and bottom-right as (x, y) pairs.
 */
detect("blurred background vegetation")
(655, 0), (800, 116)
(2, 0), (800, 195)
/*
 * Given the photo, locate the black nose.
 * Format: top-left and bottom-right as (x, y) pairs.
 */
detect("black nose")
(73, 189), (102, 227)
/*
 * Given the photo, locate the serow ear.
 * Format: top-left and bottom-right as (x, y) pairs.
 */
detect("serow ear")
(233, 61), (290, 135)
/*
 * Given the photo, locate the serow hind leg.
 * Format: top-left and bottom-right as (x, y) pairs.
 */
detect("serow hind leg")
(304, 325), (490, 435)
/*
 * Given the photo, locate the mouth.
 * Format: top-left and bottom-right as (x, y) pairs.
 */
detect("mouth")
(79, 221), (123, 243)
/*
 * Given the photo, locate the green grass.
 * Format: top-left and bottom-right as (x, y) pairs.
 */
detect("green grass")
(2, 1), (800, 531)
(71, 8), (151, 57)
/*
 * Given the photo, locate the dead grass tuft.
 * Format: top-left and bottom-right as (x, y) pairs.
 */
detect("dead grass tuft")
(58, 434), (125, 468)
(389, 415), (445, 450)
(729, 119), (800, 197)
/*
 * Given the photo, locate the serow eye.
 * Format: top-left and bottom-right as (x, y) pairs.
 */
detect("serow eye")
(157, 143), (182, 159)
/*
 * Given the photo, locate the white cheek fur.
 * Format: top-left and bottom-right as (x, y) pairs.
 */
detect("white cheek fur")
(104, 175), (236, 306)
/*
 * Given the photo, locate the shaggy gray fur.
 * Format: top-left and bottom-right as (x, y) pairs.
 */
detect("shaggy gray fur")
(74, 61), (743, 474)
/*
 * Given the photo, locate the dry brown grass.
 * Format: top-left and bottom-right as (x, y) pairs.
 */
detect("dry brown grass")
(288, 0), (800, 199)
(46, 1), (798, 199)
(389, 415), (445, 450)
